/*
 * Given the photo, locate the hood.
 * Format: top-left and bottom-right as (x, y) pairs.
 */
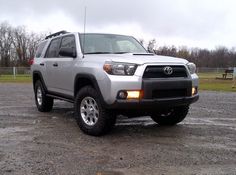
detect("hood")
(83, 53), (188, 65)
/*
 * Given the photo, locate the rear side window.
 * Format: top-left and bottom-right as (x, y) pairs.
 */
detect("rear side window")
(45, 37), (61, 58)
(35, 41), (47, 58)
(61, 35), (76, 49)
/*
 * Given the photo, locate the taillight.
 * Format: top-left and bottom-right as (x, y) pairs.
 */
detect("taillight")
(29, 58), (34, 65)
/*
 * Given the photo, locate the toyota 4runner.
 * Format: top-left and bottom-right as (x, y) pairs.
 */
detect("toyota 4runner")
(31, 31), (199, 136)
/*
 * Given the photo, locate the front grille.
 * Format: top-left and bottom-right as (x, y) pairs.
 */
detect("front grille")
(152, 89), (188, 98)
(143, 65), (187, 78)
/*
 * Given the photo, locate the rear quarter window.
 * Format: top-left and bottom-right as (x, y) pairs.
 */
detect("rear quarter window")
(61, 35), (76, 48)
(35, 41), (47, 58)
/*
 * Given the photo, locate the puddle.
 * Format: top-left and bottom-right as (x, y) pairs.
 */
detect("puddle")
(116, 116), (155, 126)
(116, 116), (236, 130)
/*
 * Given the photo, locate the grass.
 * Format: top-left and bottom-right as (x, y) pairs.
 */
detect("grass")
(0, 75), (32, 83)
(0, 73), (235, 92)
(199, 79), (236, 92)
(198, 73), (236, 92)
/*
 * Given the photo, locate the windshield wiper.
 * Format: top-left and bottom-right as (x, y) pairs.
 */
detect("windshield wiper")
(84, 52), (113, 54)
(133, 53), (154, 56)
(113, 52), (130, 54)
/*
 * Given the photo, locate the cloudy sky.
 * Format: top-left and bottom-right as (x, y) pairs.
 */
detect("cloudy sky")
(0, 0), (235, 49)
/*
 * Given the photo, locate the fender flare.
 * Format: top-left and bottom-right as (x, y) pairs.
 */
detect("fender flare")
(32, 71), (48, 92)
(74, 73), (106, 104)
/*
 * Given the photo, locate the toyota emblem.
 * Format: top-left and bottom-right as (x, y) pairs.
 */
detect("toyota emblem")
(163, 66), (173, 75)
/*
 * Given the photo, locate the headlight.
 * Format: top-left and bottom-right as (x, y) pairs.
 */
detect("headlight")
(103, 62), (138, 75)
(187, 62), (196, 74)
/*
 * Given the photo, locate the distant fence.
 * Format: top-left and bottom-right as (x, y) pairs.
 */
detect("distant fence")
(0, 67), (31, 78)
(0, 66), (233, 77)
(196, 67), (227, 73)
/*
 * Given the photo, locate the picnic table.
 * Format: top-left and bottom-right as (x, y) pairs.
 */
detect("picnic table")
(222, 69), (233, 79)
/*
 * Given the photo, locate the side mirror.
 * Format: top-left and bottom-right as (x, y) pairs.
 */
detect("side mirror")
(59, 47), (76, 58)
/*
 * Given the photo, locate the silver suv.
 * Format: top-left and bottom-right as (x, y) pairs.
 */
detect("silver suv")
(31, 31), (199, 136)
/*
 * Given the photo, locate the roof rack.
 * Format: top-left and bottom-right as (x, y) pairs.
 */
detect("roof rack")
(45, 30), (68, 39)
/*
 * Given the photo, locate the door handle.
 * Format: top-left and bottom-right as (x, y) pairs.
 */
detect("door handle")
(39, 63), (44, 66)
(53, 63), (58, 67)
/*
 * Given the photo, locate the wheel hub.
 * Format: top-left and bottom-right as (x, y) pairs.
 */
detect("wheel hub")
(80, 97), (99, 126)
(36, 87), (42, 106)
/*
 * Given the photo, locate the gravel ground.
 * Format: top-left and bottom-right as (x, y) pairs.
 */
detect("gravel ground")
(0, 83), (236, 175)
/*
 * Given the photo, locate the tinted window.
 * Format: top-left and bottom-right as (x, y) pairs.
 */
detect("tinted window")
(35, 41), (47, 58)
(61, 35), (76, 49)
(45, 38), (61, 58)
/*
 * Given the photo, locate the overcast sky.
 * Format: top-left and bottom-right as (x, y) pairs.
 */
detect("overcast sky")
(0, 0), (235, 49)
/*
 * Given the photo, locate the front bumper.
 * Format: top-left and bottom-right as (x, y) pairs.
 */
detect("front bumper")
(106, 94), (199, 109)
(104, 76), (199, 109)
(99, 63), (199, 108)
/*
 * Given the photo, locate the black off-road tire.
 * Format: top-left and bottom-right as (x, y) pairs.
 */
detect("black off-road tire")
(74, 86), (116, 136)
(150, 106), (189, 126)
(34, 80), (54, 112)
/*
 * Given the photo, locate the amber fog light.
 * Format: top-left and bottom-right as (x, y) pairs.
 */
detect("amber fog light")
(117, 90), (142, 99)
(192, 87), (197, 96)
(127, 90), (141, 99)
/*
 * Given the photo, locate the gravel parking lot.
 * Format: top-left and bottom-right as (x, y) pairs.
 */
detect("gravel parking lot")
(0, 83), (236, 175)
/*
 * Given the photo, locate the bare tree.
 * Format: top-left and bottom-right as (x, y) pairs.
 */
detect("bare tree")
(11, 26), (29, 66)
(0, 22), (13, 67)
(11, 26), (44, 66)
(1, 21), (236, 68)
(147, 39), (156, 53)
(177, 46), (190, 59)
(27, 32), (42, 59)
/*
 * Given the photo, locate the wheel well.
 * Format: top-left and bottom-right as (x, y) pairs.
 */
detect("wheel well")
(33, 73), (41, 88)
(32, 72), (47, 92)
(74, 77), (95, 96)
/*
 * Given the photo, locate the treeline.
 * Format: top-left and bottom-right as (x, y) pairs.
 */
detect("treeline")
(146, 39), (236, 68)
(0, 22), (46, 67)
(154, 46), (236, 68)
(0, 21), (236, 68)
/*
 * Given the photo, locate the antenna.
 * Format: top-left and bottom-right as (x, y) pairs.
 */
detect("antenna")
(82, 6), (87, 58)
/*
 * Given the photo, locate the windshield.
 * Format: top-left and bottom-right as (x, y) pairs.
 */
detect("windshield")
(79, 33), (147, 54)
